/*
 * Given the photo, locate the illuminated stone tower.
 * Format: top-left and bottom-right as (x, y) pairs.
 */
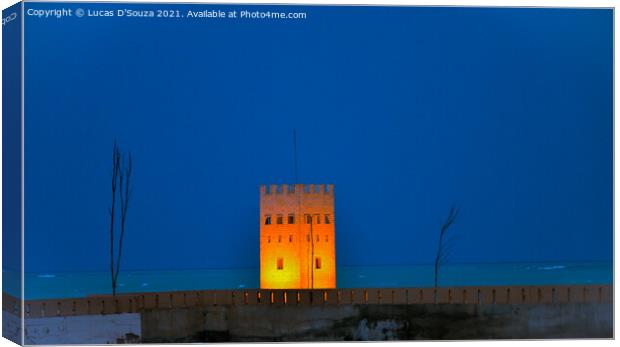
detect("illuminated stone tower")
(260, 184), (336, 289)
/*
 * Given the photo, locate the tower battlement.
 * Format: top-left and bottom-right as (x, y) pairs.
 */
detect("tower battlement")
(260, 184), (334, 196)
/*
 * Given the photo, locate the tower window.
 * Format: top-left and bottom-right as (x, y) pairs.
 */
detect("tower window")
(267, 236), (271, 243)
(315, 214), (321, 224)
(278, 235), (282, 243)
(325, 235), (329, 242)
(289, 235), (293, 242)
(305, 214), (312, 224)
(316, 235), (319, 242)
(288, 214), (295, 224)
(276, 215), (283, 224)
(277, 258), (284, 270)
(265, 215), (272, 225)
(324, 215), (331, 224)
(307, 234), (310, 242)
(315, 257), (322, 269)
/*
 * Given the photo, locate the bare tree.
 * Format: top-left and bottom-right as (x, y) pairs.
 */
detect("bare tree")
(434, 205), (459, 289)
(109, 141), (132, 297)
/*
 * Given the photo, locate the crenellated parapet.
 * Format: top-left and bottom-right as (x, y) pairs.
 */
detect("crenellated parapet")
(259, 183), (335, 217)
(260, 184), (334, 196)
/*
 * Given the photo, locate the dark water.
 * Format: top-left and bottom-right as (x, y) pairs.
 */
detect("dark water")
(6, 261), (612, 300)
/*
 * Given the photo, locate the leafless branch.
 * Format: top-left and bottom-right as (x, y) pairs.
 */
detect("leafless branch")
(109, 141), (121, 295)
(109, 142), (132, 297)
(434, 205), (460, 288)
(115, 152), (132, 285)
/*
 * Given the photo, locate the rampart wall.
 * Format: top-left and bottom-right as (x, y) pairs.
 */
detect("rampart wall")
(3, 285), (612, 318)
(2, 285), (613, 343)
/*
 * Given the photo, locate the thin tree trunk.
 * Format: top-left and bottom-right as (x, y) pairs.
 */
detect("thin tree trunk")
(115, 154), (131, 286)
(109, 142), (129, 298)
(109, 143), (120, 297)
(434, 259), (439, 288)
(434, 205), (458, 292)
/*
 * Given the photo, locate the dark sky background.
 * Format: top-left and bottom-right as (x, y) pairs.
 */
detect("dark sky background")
(23, 4), (612, 273)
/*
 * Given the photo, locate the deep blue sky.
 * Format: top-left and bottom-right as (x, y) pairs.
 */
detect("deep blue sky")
(23, 4), (612, 273)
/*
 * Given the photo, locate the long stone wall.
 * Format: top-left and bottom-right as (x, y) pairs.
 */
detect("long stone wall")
(2, 285), (613, 343)
(4, 285), (612, 318)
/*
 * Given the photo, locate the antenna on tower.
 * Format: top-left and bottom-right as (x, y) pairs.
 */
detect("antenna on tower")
(293, 129), (312, 288)
(293, 129), (299, 184)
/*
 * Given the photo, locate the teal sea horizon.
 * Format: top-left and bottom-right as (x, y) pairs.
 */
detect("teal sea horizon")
(6, 261), (613, 300)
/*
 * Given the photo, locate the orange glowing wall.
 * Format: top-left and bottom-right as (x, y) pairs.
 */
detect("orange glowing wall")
(260, 184), (336, 289)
